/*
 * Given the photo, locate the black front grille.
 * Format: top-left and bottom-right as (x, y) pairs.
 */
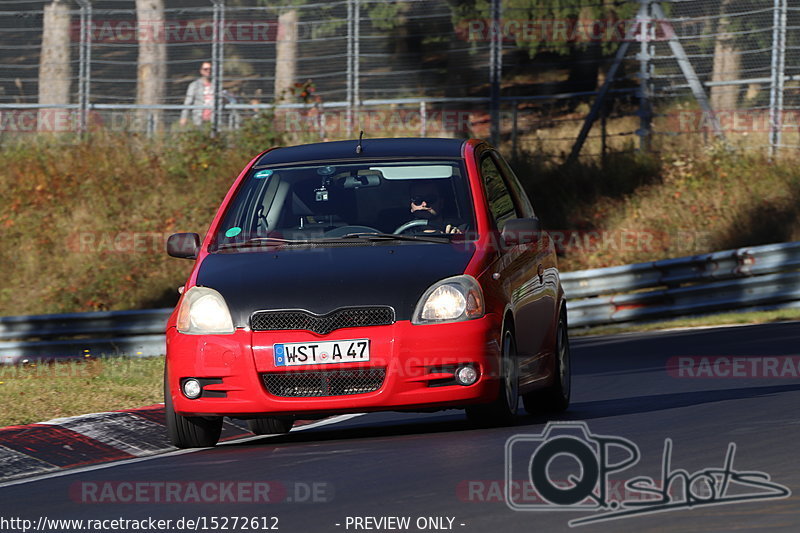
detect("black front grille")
(263, 368), (386, 397)
(251, 307), (395, 335)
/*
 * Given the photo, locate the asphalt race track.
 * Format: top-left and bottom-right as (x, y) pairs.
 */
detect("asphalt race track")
(1, 322), (799, 532)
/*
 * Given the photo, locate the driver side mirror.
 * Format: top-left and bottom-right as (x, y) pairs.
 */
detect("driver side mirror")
(167, 233), (200, 259)
(501, 217), (541, 246)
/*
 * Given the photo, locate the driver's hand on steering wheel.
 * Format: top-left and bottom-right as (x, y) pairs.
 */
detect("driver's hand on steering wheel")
(422, 224), (462, 235)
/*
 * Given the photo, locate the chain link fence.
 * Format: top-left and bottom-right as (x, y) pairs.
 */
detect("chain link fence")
(0, 1), (797, 159)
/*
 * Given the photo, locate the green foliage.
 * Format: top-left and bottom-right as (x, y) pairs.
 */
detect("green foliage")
(233, 110), (282, 157)
(365, 2), (404, 30)
(448, 0), (638, 57)
(254, 0), (406, 31)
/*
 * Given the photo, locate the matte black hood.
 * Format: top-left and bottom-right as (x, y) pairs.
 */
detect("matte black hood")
(196, 242), (476, 327)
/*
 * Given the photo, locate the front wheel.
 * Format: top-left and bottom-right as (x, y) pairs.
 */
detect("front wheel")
(466, 328), (519, 427)
(247, 417), (294, 435)
(522, 313), (570, 414)
(165, 372), (223, 448)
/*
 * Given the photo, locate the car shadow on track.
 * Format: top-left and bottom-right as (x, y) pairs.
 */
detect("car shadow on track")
(223, 412), (479, 448)
(554, 382), (800, 422)
(216, 383), (800, 448)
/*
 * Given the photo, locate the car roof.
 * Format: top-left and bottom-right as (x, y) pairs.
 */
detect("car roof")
(254, 137), (470, 167)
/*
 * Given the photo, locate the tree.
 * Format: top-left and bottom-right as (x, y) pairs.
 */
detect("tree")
(274, 8), (298, 103)
(668, 0), (799, 111)
(444, 0), (638, 92)
(259, 0), (407, 103)
(135, 0), (166, 130)
(710, 0), (739, 110)
(38, 0), (71, 132)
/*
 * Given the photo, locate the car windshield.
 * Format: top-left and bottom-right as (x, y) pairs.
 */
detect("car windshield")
(211, 159), (475, 250)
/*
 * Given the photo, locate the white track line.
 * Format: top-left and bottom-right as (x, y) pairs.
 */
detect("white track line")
(0, 413), (365, 489)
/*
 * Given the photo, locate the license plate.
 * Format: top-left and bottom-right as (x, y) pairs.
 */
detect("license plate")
(273, 339), (370, 367)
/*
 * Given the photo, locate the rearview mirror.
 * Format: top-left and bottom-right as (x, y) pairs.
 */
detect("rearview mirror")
(501, 217), (541, 246)
(167, 233), (200, 259)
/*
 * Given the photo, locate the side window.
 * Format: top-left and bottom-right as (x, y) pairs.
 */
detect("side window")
(480, 155), (517, 229)
(494, 154), (535, 218)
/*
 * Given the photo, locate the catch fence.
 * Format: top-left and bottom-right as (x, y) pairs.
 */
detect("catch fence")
(0, 1), (797, 159)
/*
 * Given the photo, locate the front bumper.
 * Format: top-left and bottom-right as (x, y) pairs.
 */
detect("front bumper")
(166, 316), (502, 417)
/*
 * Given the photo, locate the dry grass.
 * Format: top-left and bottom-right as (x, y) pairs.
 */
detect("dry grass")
(2, 107), (800, 315)
(508, 116), (800, 271)
(0, 356), (164, 427)
(0, 126), (274, 316)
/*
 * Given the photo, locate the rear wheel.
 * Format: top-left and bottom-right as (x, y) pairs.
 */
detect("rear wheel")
(247, 417), (294, 435)
(522, 313), (570, 414)
(164, 372), (223, 448)
(466, 328), (519, 427)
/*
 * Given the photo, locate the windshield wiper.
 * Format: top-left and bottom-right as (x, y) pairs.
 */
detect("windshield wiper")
(215, 237), (320, 250)
(215, 232), (455, 251)
(335, 232), (452, 243)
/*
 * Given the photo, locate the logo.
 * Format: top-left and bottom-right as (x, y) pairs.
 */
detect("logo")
(505, 422), (791, 526)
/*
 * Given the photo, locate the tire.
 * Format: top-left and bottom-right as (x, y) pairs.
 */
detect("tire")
(164, 372), (223, 448)
(466, 328), (519, 427)
(247, 417), (294, 435)
(522, 312), (571, 414)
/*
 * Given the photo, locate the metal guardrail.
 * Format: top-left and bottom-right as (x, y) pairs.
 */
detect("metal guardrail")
(563, 241), (800, 327)
(2, 241), (799, 363)
(0, 309), (171, 364)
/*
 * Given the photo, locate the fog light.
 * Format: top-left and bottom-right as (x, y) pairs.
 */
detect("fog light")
(455, 365), (478, 386)
(182, 378), (202, 399)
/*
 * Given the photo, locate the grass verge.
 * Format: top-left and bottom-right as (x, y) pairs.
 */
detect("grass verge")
(571, 308), (800, 337)
(0, 356), (164, 427)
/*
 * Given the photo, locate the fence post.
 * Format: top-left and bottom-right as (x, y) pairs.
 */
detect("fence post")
(76, 0), (91, 133)
(353, 0), (360, 133)
(511, 102), (518, 157)
(346, 0), (353, 136)
(418, 101), (426, 137)
(769, 0), (787, 158)
(211, 0), (225, 136)
(318, 105), (326, 140)
(637, 0), (653, 152)
(651, 2), (724, 141)
(489, 0), (502, 147)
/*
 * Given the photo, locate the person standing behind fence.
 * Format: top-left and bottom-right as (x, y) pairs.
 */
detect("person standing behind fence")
(179, 62), (214, 127)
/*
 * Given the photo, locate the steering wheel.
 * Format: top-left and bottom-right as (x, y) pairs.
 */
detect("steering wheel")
(324, 225), (382, 237)
(393, 219), (429, 234)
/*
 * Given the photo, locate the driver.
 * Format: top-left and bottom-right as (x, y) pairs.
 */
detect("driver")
(408, 181), (462, 234)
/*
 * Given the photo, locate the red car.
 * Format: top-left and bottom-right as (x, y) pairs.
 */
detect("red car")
(165, 138), (569, 448)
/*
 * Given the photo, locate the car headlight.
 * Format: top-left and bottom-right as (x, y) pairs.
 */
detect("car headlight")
(412, 275), (485, 324)
(176, 286), (235, 334)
